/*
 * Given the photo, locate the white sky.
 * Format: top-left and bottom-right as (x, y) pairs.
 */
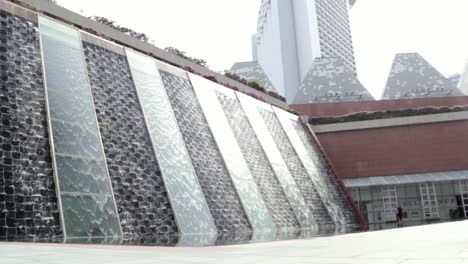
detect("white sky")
(57, 0), (468, 99)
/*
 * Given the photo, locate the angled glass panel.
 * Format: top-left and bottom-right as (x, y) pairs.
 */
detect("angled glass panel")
(272, 106), (347, 230)
(61, 194), (121, 238)
(236, 92), (318, 232)
(39, 16), (121, 238)
(190, 74), (275, 241)
(126, 49), (216, 244)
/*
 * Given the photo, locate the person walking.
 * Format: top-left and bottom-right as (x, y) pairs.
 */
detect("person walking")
(396, 205), (403, 227)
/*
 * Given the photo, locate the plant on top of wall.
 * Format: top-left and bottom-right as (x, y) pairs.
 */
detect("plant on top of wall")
(164, 47), (209, 69)
(247, 80), (266, 93)
(223, 71), (286, 102)
(266, 90), (286, 102)
(5, 0), (294, 121)
(89, 16), (154, 44)
(308, 105), (468, 125)
(202, 75), (218, 83)
(76, 12), (286, 104)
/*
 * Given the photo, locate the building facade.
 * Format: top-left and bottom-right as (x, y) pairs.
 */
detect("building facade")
(448, 73), (461, 89)
(232, 0), (363, 103)
(0, 0), (365, 244)
(292, 57), (374, 104)
(310, 112), (468, 230)
(459, 59), (468, 95)
(346, 174), (468, 230)
(230, 61), (277, 92)
(382, 53), (464, 100)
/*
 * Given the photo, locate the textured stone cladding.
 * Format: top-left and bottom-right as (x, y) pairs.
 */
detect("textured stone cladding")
(293, 58), (374, 104)
(159, 71), (252, 243)
(383, 53), (464, 100)
(215, 92), (300, 235)
(291, 121), (359, 226)
(0, 11), (61, 239)
(82, 43), (178, 244)
(258, 108), (335, 232)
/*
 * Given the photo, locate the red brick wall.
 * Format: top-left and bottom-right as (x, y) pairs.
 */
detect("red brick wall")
(316, 120), (468, 179)
(291, 96), (468, 117)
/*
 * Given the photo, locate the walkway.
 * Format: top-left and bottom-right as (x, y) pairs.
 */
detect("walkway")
(1, 220), (468, 263)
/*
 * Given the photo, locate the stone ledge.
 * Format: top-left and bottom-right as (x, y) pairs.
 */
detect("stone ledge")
(313, 111), (468, 133)
(11, 0), (287, 108)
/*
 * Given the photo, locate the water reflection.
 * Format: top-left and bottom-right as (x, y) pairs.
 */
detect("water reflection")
(0, 226), (364, 247)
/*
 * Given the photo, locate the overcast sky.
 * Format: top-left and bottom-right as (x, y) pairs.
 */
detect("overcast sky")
(56, 0), (468, 99)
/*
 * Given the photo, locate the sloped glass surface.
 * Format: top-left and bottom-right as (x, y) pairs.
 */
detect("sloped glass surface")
(236, 92), (318, 232)
(61, 194), (121, 238)
(55, 155), (110, 194)
(51, 119), (102, 159)
(215, 91), (299, 237)
(39, 16), (121, 238)
(126, 49), (216, 241)
(190, 74), (276, 240)
(272, 107), (347, 231)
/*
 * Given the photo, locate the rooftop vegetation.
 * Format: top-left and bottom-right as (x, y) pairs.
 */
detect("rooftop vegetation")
(309, 105), (468, 125)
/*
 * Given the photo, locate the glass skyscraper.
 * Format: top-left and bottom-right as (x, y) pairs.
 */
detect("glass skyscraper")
(252, 0), (357, 102)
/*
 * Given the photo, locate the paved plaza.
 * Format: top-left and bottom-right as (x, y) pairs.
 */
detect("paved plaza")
(1, 220), (468, 264)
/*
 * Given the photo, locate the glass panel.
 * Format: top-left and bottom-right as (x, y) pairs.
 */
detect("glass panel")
(126, 49), (160, 75)
(236, 92), (318, 232)
(61, 194), (121, 238)
(272, 106), (347, 230)
(419, 183), (440, 219)
(39, 16), (121, 238)
(190, 74), (275, 239)
(396, 185), (406, 199)
(126, 49), (216, 241)
(55, 155), (110, 194)
(51, 119), (102, 159)
(360, 188), (371, 201)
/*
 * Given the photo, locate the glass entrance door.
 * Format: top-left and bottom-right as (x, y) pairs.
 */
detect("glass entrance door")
(458, 180), (468, 218)
(382, 186), (398, 222)
(419, 183), (439, 219)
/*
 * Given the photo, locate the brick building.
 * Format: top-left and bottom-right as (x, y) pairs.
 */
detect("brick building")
(293, 97), (468, 229)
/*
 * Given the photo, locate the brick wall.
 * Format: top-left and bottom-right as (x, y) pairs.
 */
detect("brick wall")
(316, 120), (468, 179)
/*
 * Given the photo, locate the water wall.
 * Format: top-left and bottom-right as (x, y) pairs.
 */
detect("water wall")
(0, 9), (61, 239)
(0, 4), (363, 245)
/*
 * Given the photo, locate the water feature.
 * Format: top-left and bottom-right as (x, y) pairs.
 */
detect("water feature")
(39, 16), (121, 239)
(191, 74), (276, 242)
(83, 41), (179, 243)
(0, 6), (364, 246)
(126, 49), (217, 247)
(215, 86), (301, 238)
(258, 107), (336, 233)
(159, 70), (252, 245)
(0, 10), (61, 240)
(273, 107), (347, 232)
(291, 121), (360, 227)
(236, 93), (319, 235)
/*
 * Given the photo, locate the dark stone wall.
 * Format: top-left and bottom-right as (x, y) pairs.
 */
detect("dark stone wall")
(258, 108), (335, 232)
(216, 92), (300, 234)
(160, 71), (252, 243)
(82, 43), (178, 244)
(0, 11), (61, 239)
(292, 121), (359, 226)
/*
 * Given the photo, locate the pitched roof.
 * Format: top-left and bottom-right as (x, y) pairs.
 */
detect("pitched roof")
(382, 53), (464, 100)
(292, 57), (374, 104)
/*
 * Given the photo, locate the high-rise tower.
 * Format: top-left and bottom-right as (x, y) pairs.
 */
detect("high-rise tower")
(253, 0), (358, 102)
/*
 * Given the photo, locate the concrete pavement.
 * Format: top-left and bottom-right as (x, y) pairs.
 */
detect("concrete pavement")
(1, 220), (468, 264)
